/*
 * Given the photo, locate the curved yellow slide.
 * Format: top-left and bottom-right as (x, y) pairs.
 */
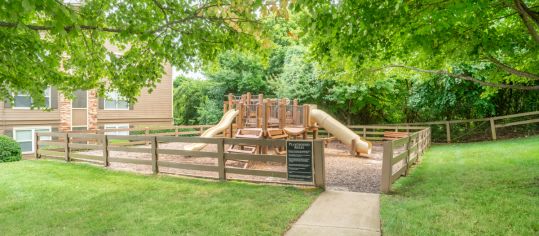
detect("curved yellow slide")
(310, 109), (372, 154)
(184, 109), (239, 151)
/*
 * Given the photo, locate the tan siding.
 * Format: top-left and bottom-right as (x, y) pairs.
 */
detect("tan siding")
(0, 108), (61, 125)
(97, 63), (173, 123)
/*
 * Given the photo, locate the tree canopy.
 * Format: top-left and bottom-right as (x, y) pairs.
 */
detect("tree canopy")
(295, 0), (539, 90)
(0, 0), (284, 105)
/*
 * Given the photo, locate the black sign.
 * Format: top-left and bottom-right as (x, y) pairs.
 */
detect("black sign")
(287, 140), (313, 182)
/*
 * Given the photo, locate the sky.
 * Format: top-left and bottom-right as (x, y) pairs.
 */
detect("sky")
(172, 67), (206, 80)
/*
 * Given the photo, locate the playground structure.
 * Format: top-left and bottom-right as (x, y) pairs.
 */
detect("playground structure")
(188, 92), (372, 155)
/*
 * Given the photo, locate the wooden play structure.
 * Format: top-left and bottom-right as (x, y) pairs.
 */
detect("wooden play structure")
(221, 93), (373, 156)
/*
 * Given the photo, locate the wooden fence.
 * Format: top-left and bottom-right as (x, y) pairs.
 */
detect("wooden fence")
(34, 132), (325, 188)
(380, 127), (431, 193)
(391, 110), (539, 143)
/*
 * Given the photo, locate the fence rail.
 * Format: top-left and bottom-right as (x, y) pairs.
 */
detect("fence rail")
(387, 110), (539, 143)
(34, 132), (325, 188)
(380, 127), (431, 193)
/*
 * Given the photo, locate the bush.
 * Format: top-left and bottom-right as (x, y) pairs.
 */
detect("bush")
(0, 135), (22, 163)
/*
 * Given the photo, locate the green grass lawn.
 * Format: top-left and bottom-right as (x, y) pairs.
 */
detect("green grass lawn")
(0, 160), (320, 235)
(381, 136), (539, 235)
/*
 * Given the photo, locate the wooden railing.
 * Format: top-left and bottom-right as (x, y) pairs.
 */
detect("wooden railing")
(34, 132), (325, 188)
(380, 127), (431, 193)
(390, 110), (539, 143)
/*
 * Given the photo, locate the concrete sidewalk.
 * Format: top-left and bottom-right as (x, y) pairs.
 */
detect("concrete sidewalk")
(285, 191), (381, 236)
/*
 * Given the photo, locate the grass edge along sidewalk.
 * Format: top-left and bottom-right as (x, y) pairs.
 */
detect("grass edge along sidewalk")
(0, 160), (321, 235)
(381, 136), (539, 235)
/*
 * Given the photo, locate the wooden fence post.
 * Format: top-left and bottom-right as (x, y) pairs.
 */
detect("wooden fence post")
(381, 141), (393, 193)
(445, 122), (451, 143)
(313, 140), (325, 189)
(175, 127), (179, 137)
(363, 127), (367, 138)
(490, 118), (497, 140)
(404, 138), (411, 176)
(151, 136), (158, 174)
(218, 138), (226, 181)
(34, 132), (40, 159)
(64, 133), (70, 162)
(103, 135), (109, 167)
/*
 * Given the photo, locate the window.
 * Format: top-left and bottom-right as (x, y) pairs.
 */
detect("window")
(13, 127), (51, 153)
(13, 87), (51, 109)
(72, 90), (87, 109)
(104, 91), (129, 110)
(104, 124), (130, 135)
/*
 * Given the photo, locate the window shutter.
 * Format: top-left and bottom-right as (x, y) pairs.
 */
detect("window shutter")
(4, 99), (11, 108)
(4, 129), (13, 138)
(50, 87), (58, 109)
(99, 98), (104, 109)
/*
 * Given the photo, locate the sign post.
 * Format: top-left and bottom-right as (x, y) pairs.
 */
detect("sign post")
(286, 140), (314, 182)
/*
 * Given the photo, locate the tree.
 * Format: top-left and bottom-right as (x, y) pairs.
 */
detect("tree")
(0, 0), (285, 106)
(295, 0), (539, 90)
(206, 50), (270, 94)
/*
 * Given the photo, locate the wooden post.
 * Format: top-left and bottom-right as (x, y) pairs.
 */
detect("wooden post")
(279, 98), (286, 129)
(350, 139), (357, 156)
(151, 136), (158, 174)
(103, 135), (109, 167)
(34, 132), (40, 159)
(228, 93), (234, 109)
(262, 100), (269, 134)
(404, 138), (411, 176)
(217, 138), (226, 180)
(490, 118), (497, 140)
(303, 104), (310, 128)
(237, 102), (244, 129)
(363, 127), (367, 138)
(292, 99), (298, 125)
(445, 122), (451, 143)
(64, 133), (70, 162)
(246, 92), (251, 105)
(381, 141), (393, 193)
(175, 127), (179, 137)
(313, 140), (325, 189)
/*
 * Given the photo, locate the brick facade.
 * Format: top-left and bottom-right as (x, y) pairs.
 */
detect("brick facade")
(87, 90), (98, 131)
(58, 93), (72, 132)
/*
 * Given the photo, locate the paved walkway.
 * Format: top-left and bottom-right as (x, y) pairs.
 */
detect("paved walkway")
(286, 191), (381, 236)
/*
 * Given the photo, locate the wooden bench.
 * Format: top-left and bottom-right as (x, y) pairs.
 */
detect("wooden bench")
(383, 131), (409, 140)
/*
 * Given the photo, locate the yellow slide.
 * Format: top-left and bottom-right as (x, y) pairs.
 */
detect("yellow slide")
(184, 109), (239, 151)
(310, 109), (372, 154)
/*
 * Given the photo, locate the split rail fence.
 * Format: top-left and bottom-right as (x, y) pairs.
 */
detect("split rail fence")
(379, 127), (431, 193)
(393, 110), (539, 143)
(34, 132), (325, 188)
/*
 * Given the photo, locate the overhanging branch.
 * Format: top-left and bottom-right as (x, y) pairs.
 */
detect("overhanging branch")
(383, 64), (539, 90)
(486, 55), (539, 81)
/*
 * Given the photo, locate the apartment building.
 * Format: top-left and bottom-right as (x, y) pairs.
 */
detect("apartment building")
(1, 63), (173, 153)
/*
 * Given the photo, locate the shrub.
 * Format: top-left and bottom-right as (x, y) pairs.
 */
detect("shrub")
(0, 135), (22, 163)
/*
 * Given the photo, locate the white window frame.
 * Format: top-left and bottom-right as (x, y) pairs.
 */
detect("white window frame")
(13, 126), (52, 154)
(104, 91), (129, 110)
(104, 124), (130, 135)
(12, 87), (52, 109)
